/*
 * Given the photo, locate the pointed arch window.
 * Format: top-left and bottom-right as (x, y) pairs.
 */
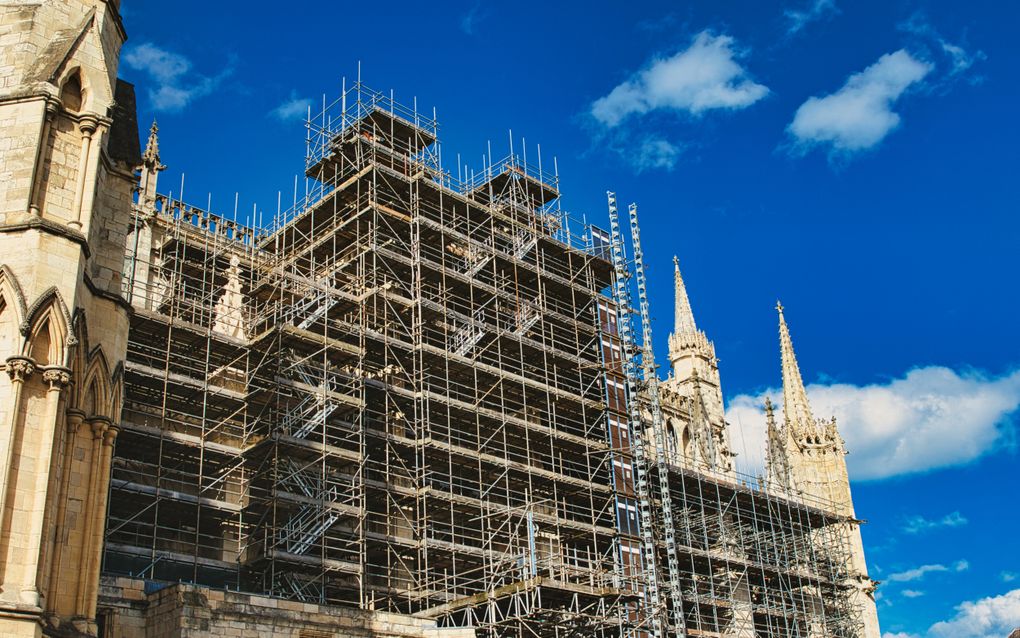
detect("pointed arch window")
(60, 70), (84, 112)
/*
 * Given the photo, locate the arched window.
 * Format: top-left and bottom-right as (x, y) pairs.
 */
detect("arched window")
(0, 268), (25, 360)
(60, 70), (84, 112)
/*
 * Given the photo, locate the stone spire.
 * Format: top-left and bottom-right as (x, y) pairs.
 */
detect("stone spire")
(777, 301), (814, 437)
(673, 256), (697, 336)
(668, 258), (714, 371)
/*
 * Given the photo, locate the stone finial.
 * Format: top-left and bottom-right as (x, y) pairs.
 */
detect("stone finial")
(141, 120), (165, 171)
(138, 120), (166, 209)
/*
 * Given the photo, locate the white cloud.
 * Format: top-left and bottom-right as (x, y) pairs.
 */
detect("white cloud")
(124, 42), (232, 112)
(928, 589), (1020, 638)
(787, 49), (932, 155)
(883, 588), (1020, 638)
(632, 136), (683, 172)
(460, 1), (485, 35)
(726, 366), (1020, 480)
(270, 92), (312, 121)
(887, 560), (967, 583)
(124, 43), (190, 84)
(941, 41), (984, 78)
(1003, 572), (1018, 583)
(899, 14), (986, 81)
(902, 589), (925, 598)
(784, 0), (838, 35)
(902, 511), (968, 534)
(591, 31), (768, 127)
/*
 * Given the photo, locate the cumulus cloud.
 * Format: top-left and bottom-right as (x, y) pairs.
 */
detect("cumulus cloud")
(591, 31), (768, 127)
(124, 42), (233, 112)
(887, 560), (968, 583)
(902, 511), (968, 534)
(784, 0), (838, 35)
(881, 588), (1020, 638)
(928, 589), (1020, 638)
(787, 49), (932, 155)
(726, 366), (1020, 480)
(269, 91), (312, 121)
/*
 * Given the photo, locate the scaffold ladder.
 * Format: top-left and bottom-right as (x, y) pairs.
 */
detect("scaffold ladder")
(607, 191), (662, 638)
(629, 202), (686, 635)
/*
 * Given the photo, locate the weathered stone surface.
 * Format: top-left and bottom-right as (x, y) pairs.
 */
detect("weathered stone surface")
(98, 577), (470, 638)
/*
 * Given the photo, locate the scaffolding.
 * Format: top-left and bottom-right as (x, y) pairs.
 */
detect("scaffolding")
(615, 198), (865, 638)
(106, 80), (865, 638)
(109, 81), (640, 637)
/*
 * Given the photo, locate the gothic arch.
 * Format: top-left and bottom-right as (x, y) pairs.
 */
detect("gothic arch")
(664, 417), (681, 459)
(110, 361), (124, 420)
(0, 266), (28, 360)
(21, 287), (73, 367)
(68, 308), (88, 406)
(80, 347), (112, 418)
(58, 67), (85, 113)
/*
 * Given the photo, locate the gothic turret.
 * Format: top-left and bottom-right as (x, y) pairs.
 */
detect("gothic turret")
(658, 257), (734, 473)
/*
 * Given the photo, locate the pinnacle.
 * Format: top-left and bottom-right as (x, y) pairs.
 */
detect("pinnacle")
(672, 256), (698, 337)
(142, 119), (164, 169)
(777, 303), (815, 438)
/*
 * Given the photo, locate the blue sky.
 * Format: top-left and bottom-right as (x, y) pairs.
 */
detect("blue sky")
(118, 1), (1019, 635)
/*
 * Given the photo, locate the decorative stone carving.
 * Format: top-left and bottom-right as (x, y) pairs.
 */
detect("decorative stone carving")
(5, 355), (35, 382)
(41, 366), (72, 390)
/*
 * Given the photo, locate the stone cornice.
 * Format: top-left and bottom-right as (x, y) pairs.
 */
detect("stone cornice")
(0, 215), (91, 259)
(82, 272), (134, 316)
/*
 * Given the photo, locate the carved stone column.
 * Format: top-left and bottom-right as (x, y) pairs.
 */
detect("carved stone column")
(84, 424), (117, 620)
(42, 409), (86, 604)
(74, 417), (108, 618)
(18, 366), (70, 607)
(69, 116), (100, 231)
(0, 356), (34, 563)
(27, 100), (60, 217)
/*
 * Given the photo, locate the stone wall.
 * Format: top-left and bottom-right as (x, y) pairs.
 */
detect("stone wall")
(97, 577), (476, 638)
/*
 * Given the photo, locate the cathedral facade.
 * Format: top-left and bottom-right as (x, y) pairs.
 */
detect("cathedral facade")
(0, 2), (880, 637)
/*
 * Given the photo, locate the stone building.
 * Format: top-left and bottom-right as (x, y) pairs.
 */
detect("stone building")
(0, 2), (881, 637)
(0, 0), (136, 635)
